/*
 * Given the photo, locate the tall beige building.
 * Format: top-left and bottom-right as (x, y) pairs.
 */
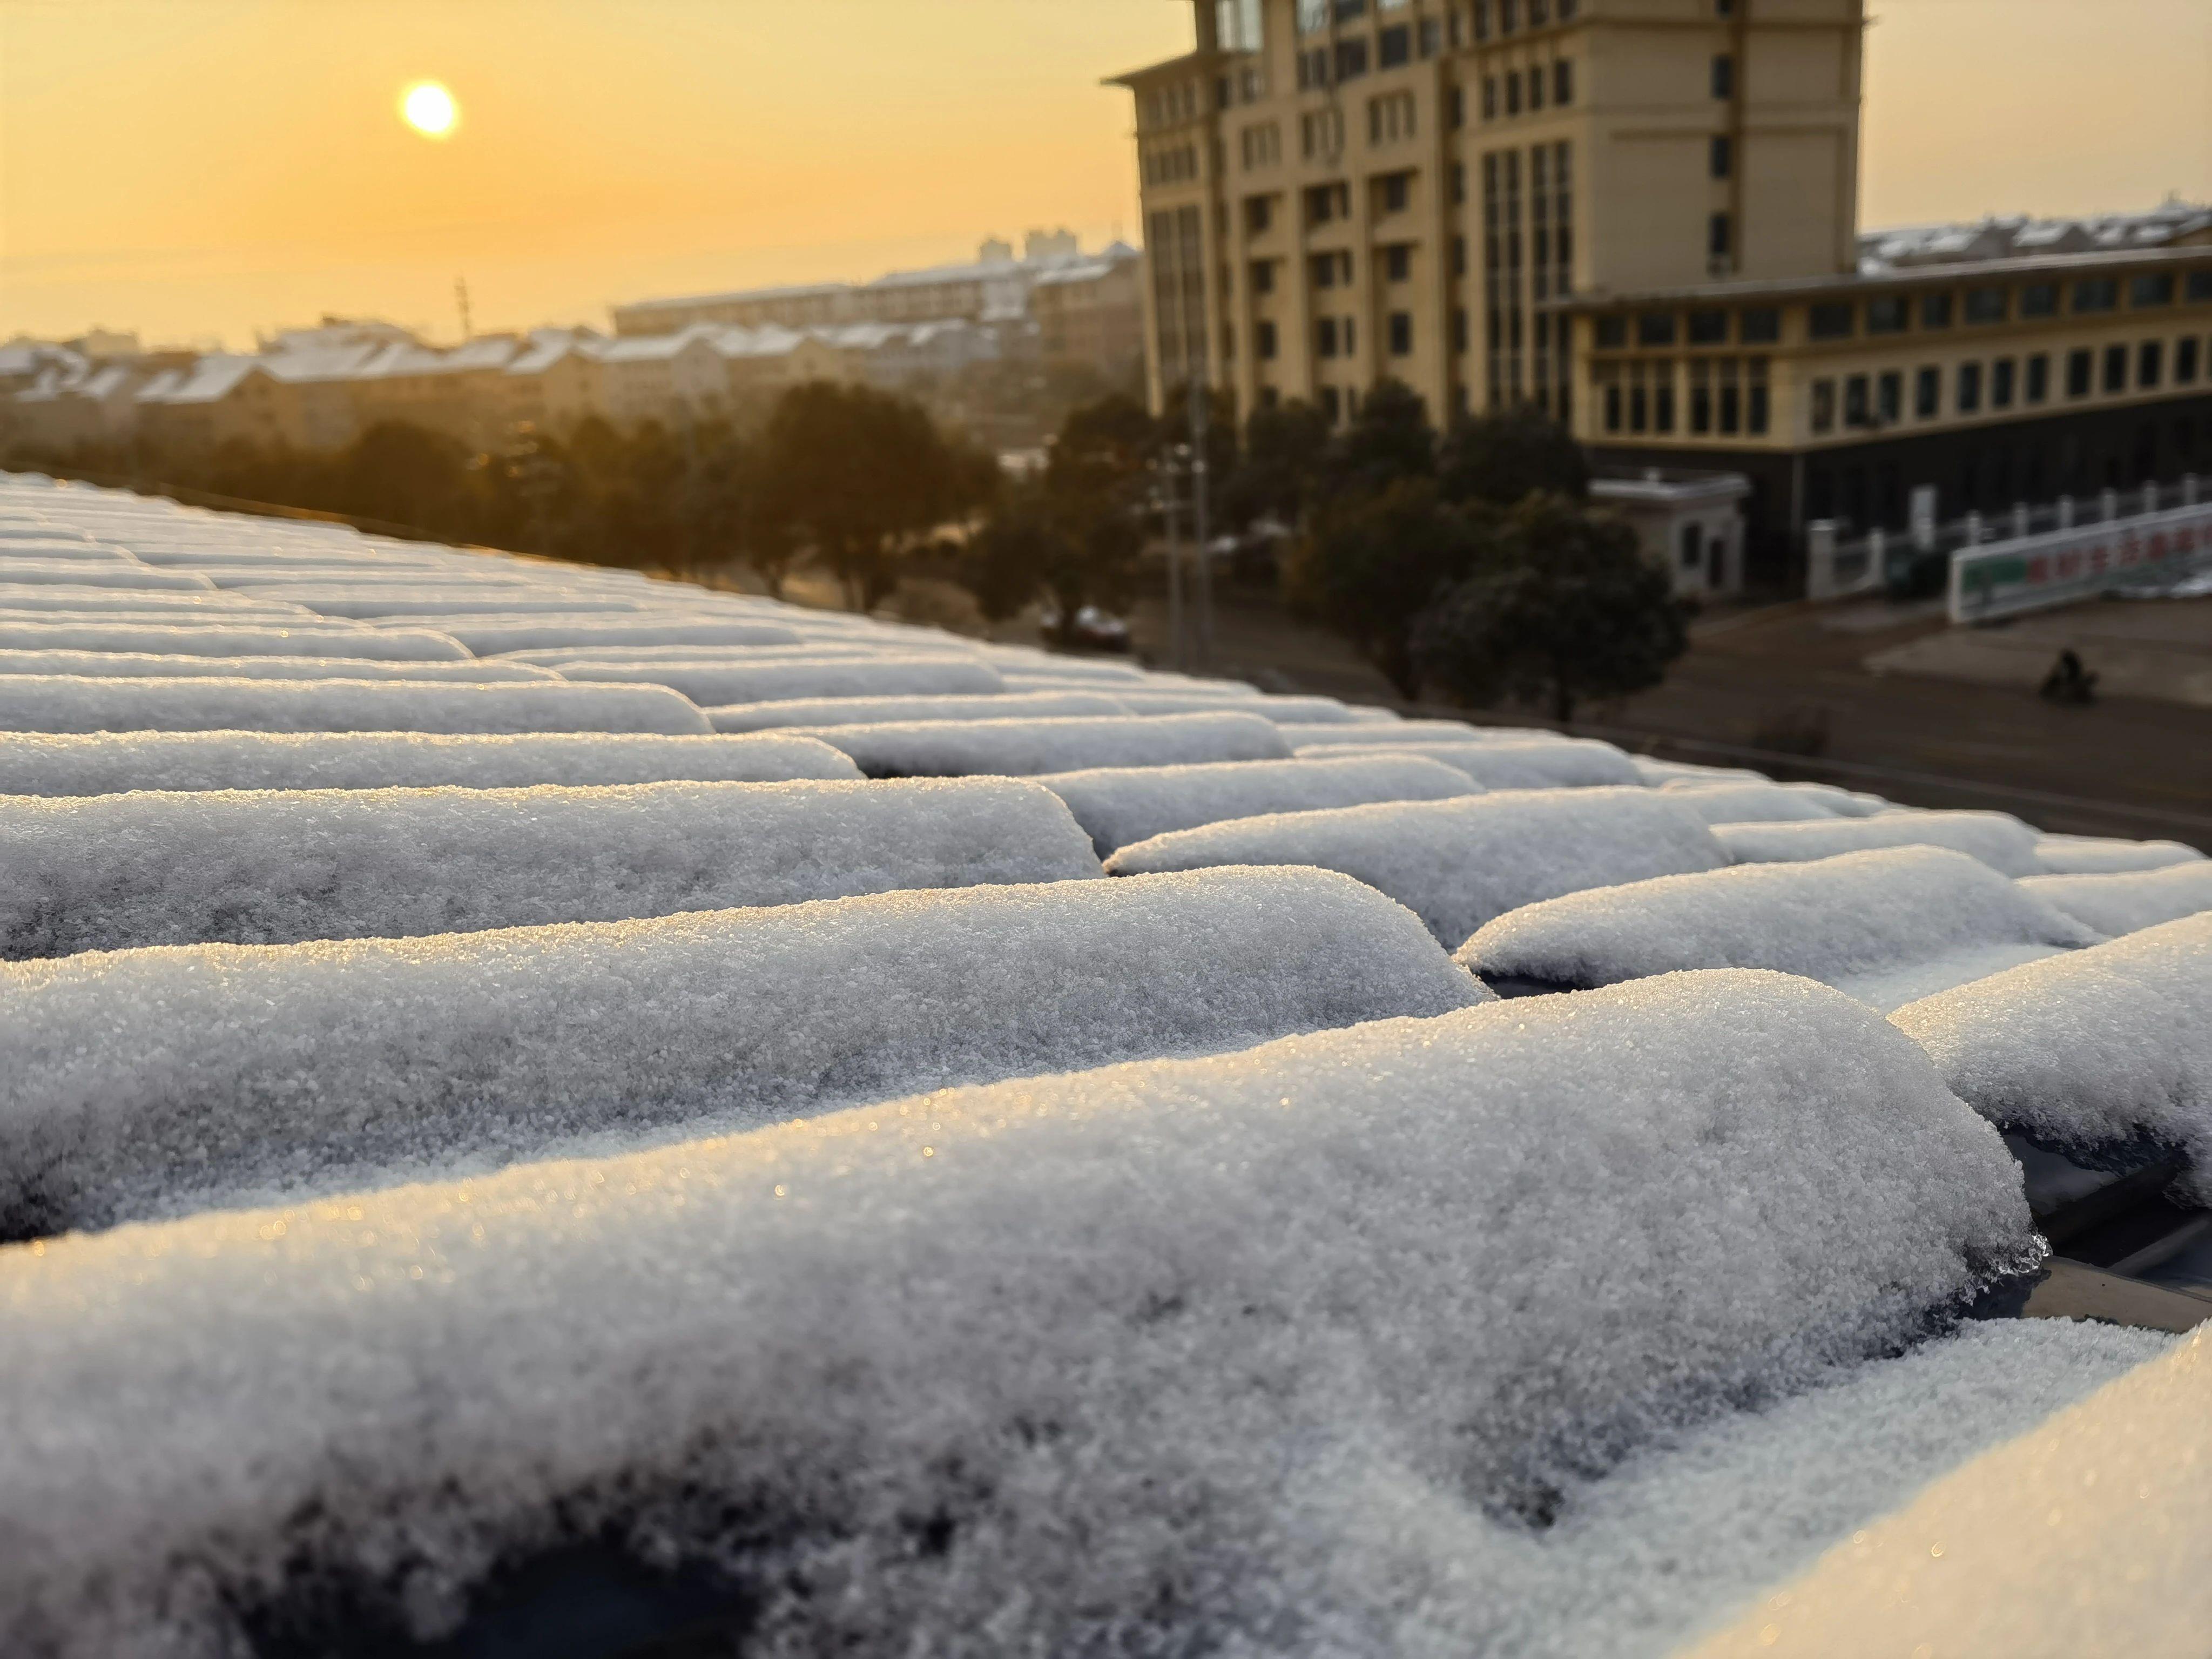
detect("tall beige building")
(1114, 1), (2212, 582)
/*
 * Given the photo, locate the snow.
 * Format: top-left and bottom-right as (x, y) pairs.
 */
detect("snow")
(1036, 754), (1480, 856)
(1107, 689), (1380, 724)
(1107, 787), (1729, 946)
(1714, 810), (2046, 877)
(1654, 781), (1852, 825)
(0, 621), (470, 659)
(1301, 736), (1644, 790)
(709, 690), (1129, 732)
(454, 618), (806, 654)
(1459, 847), (2100, 1011)
(1892, 912), (2212, 1196)
(0, 558), (214, 590)
(792, 711), (1294, 777)
(556, 653), (1006, 704)
(0, 675), (712, 735)
(0, 969), (2034, 1657)
(1277, 717), (1488, 746)
(262, 594), (662, 618)
(2022, 864), (2212, 937)
(0, 588), (308, 616)
(2034, 833), (2207, 875)
(0, 730), (860, 794)
(1633, 757), (1768, 785)
(0, 867), (1482, 1237)
(0, 650), (556, 683)
(0, 777), (1103, 958)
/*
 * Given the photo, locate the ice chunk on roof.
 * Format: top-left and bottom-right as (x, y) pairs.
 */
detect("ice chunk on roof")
(0, 867), (1481, 1236)
(1459, 847), (2100, 1010)
(793, 711), (1293, 777)
(557, 653), (1004, 704)
(1037, 754), (1480, 856)
(1108, 787), (1728, 945)
(2022, 864), (2212, 938)
(1716, 810), (2045, 876)
(0, 730), (858, 794)
(1654, 781), (1852, 824)
(1892, 913), (2212, 1197)
(0, 777), (1102, 957)
(454, 618), (805, 653)
(709, 690), (1128, 732)
(0, 620), (469, 659)
(1299, 736), (1643, 789)
(0, 971), (2031, 1655)
(2034, 833), (2206, 874)
(0, 649), (556, 682)
(0, 674), (711, 734)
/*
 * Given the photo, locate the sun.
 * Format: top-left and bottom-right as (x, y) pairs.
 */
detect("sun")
(400, 81), (458, 139)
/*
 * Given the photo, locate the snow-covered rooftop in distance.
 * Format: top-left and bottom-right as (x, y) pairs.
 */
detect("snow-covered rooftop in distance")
(0, 469), (2204, 1653)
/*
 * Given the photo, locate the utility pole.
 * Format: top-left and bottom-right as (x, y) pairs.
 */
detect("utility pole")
(1188, 375), (1213, 670)
(455, 276), (473, 341)
(1158, 456), (1186, 671)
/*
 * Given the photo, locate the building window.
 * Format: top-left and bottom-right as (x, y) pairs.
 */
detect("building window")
(1451, 162), (1466, 203)
(1344, 317), (1357, 355)
(1482, 77), (1498, 119)
(1688, 308), (1728, 345)
(2102, 342), (2127, 393)
(1420, 17), (1442, 57)
(1335, 37), (1370, 79)
(1919, 292), (1954, 329)
(1505, 71), (1522, 114)
(1595, 316), (1627, 349)
(1604, 379), (1623, 432)
(2130, 273), (2177, 308)
(1708, 213), (1732, 261)
(1717, 359), (1742, 434)
(1811, 378), (1836, 434)
(1957, 362), (1982, 415)
(1256, 320), (1278, 360)
(1962, 286), (2006, 325)
(1709, 135), (1732, 179)
(1452, 308), (1471, 352)
(1748, 359), (1770, 435)
(1690, 363), (1712, 433)
(1316, 318), (1340, 358)
(1554, 60), (1574, 104)
(1844, 374), (1870, 428)
(1637, 312), (1677, 347)
(1711, 55), (1734, 98)
(2074, 277), (2119, 314)
(2188, 271), (2212, 303)
(1245, 195), (1274, 234)
(1385, 244), (1412, 281)
(1310, 252), (1338, 288)
(1379, 23), (1412, 65)
(1320, 386), (1342, 422)
(1370, 93), (1417, 145)
(1448, 86), (1464, 128)
(2022, 282), (2060, 319)
(1877, 370), (1902, 424)
(1655, 373), (1676, 433)
(1866, 296), (1908, 334)
(2139, 340), (2164, 388)
(2026, 353), (2051, 402)
(1809, 302), (1854, 340)
(2180, 338), (2203, 386)
(1527, 66), (1545, 111)
(1250, 259), (1276, 294)
(1500, 0), (1518, 30)
(2066, 348), (2093, 398)
(1379, 170), (1413, 212)
(1741, 307), (1781, 344)
(1915, 366), (1940, 419)
(1451, 235), (1467, 276)
(1388, 312), (1414, 355)
(1991, 358), (2016, 409)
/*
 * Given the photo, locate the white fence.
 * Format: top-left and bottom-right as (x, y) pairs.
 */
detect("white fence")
(1948, 500), (2212, 623)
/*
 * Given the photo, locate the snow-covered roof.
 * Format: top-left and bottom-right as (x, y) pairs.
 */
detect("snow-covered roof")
(0, 471), (2203, 1654)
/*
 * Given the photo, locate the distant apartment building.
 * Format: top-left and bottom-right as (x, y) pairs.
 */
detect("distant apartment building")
(1114, 0), (2212, 581)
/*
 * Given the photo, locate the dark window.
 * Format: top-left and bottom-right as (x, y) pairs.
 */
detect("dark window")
(1844, 374), (1870, 427)
(1920, 292), (1954, 329)
(1344, 318), (1357, 354)
(2102, 343), (2127, 393)
(1320, 386), (1342, 422)
(2066, 348), (2093, 398)
(1451, 235), (1467, 275)
(1741, 307), (1781, 344)
(1604, 382), (1623, 431)
(1711, 55), (1733, 98)
(1385, 244), (1412, 281)
(1316, 318), (1340, 358)
(1448, 87), (1464, 127)
(1655, 380), (1675, 433)
(1482, 77), (1498, 118)
(2139, 340), (2163, 388)
(1245, 195), (1273, 234)
(1505, 72), (1522, 114)
(1250, 259), (1275, 294)
(1709, 135), (1731, 179)
(1381, 172), (1412, 213)
(1688, 308), (1728, 345)
(1595, 315), (1628, 349)
(1554, 60), (1574, 104)
(1809, 302), (1855, 340)
(2129, 273), (2177, 308)
(2026, 354), (2050, 403)
(1916, 366), (1940, 419)
(1379, 24), (1412, 66)
(1255, 320), (1278, 360)
(1866, 296), (1908, 334)
(2021, 282), (2059, 318)
(1528, 66), (1545, 110)
(1421, 17), (1442, 56)
(1749, 377), (1769, 435)
(1452, 308), (1470, 352)
(1305, 184), (1338, 224)
(2180, 338), (2203, 386)
(1629, 382), (1648, 431)
(1963, 286), (2006, 325)
(1877, 370), (1901, 423)
(2074, 277), (2119, 314)
(1450, 162), (1465, 203)
(1637, 311), (1678, 347)
(1992, 358), (2016, 409)
(1718, 377), (1740, 434)
(1500, 0), (1518, 28)
(1334, 37), (1370, 79)
(1310, 252), (1340, 288)
(1811, 379), (1836, 433)
(1690, 380), (1712, 433)
(1957, 362), (1982, 415)
(1388, 312), (1414, 355)
(1709, 213), (1732, 259)
(1680, 523), (1704, 571)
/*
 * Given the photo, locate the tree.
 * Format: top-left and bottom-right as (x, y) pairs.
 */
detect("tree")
(1413, 492), (1690, 724)
(1282, 477), (1487, 700)
(760, 381), (993, 611)
(1219, 398), (1330, 532)
(1321, 378), (1436, 502)
(1438, 406), (1590, 509)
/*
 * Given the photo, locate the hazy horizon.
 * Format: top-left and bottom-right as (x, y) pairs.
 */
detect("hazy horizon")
(3, 0), (2208, 350)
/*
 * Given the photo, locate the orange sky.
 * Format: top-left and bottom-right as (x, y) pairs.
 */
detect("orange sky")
(2, 0), (2208, 349)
